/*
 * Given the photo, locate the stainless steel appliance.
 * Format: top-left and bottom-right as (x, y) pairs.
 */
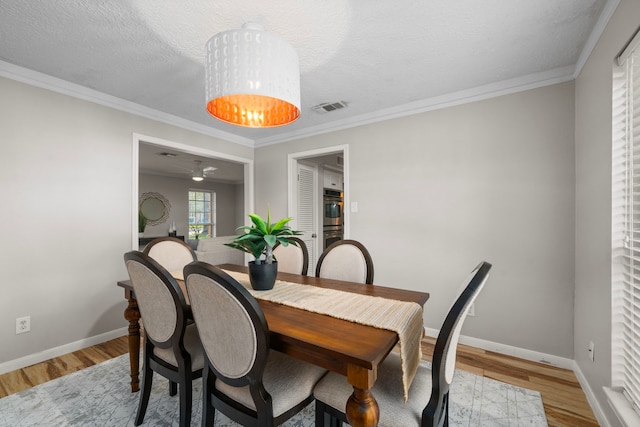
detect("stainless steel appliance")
(323, 189), (344, 248)
(323, 226), (343, 249)
(323, 189), (343, 227)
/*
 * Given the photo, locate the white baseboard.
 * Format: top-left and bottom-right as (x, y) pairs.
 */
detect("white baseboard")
(0, 325), (612, 427)
(0, 327), (128, 375)
(574, 363), (613, 427)
(423, 327), (574, 369)
(424, 327), (612, 425)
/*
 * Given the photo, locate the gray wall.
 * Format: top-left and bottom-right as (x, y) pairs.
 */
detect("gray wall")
(139, 173), (243, 238)
(574, 0), (640, 425)
(0, 76), (252, 364)
(256, 81), (576, 358)
(3, 4), (637, 422)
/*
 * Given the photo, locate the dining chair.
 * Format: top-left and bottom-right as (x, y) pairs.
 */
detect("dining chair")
(123, 251), (204, 427)
(143, 236), (197, 273)
(273, 236), (309, 275)
(313, 261), (492, 427)
(183, 261), (327, 427)
(315, 239), (374, 284)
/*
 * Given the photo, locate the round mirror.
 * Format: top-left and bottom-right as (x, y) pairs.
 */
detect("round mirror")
(139, 192), (171, 226)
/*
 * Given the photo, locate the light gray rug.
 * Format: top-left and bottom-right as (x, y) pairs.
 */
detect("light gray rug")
(0, 354), (547, 426)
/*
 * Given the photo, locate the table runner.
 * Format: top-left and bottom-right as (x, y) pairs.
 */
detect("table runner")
(222, 269), (423, 402)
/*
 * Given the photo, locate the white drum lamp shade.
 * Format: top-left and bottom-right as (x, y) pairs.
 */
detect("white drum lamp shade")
(205, 23), (301, 128)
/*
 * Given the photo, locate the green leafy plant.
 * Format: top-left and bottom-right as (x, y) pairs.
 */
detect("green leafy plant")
(138, 211), (148, 233)
(226, 210), (301, 264)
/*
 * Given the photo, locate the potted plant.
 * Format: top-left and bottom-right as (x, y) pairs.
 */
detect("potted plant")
(226, 211), (301, 290)
(138, 211), (148, 237)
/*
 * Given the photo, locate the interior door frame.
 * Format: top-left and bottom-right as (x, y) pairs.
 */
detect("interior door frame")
(287, 144), (350, 263)
(131, 132), (254, 249)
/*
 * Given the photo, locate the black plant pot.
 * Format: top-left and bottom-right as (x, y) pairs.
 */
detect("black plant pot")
(248, 261), (278, 291)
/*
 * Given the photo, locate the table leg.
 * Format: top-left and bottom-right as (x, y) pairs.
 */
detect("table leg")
(346, 387), (379, 427)
(346, 364), (379, 427)
(123, 295), (141, 393)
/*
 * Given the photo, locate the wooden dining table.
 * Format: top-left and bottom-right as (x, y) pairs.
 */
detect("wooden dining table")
(117, 263), (429, 427)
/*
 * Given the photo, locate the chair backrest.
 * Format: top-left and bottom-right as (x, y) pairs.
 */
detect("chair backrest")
(315, 239), (374, 284)
(123, 251), (189, 348)
(273, 237), (309, 275)
(423, 261), (492, 426)
(143, 237), (197, 273)
(184, 261), (269, 388)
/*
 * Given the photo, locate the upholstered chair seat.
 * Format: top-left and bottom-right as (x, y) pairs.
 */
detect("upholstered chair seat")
(152, 323), (204, 370)
(215, 350), (325, 416)
(315, 351), (430, 427)
(184, 261), (327, 427)
(314, 261), (492, 427)
(123, 250), (203, 427)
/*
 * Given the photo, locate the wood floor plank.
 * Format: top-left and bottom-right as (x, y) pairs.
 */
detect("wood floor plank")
(0, 336), (598, 426)
(0, 337), (127, 398)
(71, 347), (107, 367)
(545, 406), (600, 427)
(421, 336), (598, 426)
(0, 369), (35, 398)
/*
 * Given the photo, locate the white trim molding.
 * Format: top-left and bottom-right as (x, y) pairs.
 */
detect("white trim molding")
(424, 327), (574, 369)
(0, 60), (253, 147)
(573, 0), (621, 78)
(424, 326), (612, 426)
(132, 133), (255, 250)
(573, 366), (613, 427)
(0, 327), (127, 375)
(603, 386), (640, 427)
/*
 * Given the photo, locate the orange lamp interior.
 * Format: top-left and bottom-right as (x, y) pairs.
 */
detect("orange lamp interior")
(207, 94), (300, 128)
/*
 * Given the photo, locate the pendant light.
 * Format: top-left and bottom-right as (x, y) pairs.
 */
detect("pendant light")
(205, 23), (300, 128)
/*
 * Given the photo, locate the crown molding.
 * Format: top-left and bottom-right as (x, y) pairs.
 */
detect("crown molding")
(573, 0), (620, 78)
(254, 65), (576, 147)
(0, 60), (254, 148)
(2, 9), (613, 153)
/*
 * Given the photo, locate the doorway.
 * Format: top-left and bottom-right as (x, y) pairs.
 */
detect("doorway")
(288, 145), (349, 273)
(131, 133), (254, 249)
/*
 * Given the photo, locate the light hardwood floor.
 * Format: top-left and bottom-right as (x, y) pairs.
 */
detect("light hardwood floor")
(421, 337), (599, 427)
(0, 336), (598, 426)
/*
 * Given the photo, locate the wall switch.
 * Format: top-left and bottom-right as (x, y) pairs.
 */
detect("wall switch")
(351, 201), (358, 213)
(16, 316), (31, 334)
(588, 341), (595, 362)
(468, 303), (475, 317)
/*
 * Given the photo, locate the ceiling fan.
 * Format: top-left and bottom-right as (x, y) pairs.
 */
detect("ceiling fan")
(191, 160), (217, 181)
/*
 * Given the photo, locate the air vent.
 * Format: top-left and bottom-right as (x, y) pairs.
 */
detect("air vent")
(312, 101), (348, 114)
(336, 156), (344, 166)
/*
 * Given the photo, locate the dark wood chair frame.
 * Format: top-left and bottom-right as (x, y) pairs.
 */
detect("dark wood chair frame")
(142, 236), (198, 260)
(273, 236), (310, 275)
(315, 261), (492, 427)
(315, 239), (375, 284)
(184, 262), (317, 427)
(123, 251), (202, 427)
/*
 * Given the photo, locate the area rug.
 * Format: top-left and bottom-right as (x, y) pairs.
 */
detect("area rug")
(0, 354), (547, 426)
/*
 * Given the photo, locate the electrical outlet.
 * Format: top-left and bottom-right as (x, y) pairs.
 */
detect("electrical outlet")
(468, 303), (475, 317)
(16, 316), (31, 334)
(588, 341), (595, 362)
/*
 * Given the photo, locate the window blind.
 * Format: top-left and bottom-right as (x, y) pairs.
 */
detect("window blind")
(612, 28), (640, 423)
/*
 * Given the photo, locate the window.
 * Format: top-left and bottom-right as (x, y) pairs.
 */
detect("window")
(609, 28), (640, 426)
(188, 190), (216, 239)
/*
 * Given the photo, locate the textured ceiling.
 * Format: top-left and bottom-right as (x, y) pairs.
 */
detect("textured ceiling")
(138, 142), (245, 184)
(0, 0), (612, 147)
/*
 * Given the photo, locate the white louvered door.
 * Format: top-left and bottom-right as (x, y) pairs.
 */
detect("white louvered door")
(297, 163), (318, 274)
